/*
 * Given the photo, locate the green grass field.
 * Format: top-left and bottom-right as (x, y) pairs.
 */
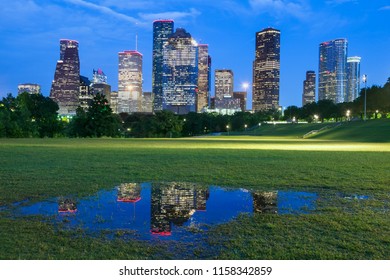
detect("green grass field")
(0, 120), (389, 259)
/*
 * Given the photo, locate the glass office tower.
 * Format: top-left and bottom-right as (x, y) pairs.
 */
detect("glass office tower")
(318, 39), (348, 103)
(118, 50), (143, 113)
(50, 39), (80, 115)
(346, 56), (361, 102)
(252, 28), (280, 112)
(152, 20), (174, 112)
(162, 28), (198, 115)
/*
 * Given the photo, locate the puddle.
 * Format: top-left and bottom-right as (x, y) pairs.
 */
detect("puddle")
(15, 182), (317, 241)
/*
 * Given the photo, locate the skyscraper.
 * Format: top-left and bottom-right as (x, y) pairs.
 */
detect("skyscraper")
(215, 69), (234, 100)
(118, 50), (143, 113)
(79, 75), (92, 110)
(233, 91), (247, 112)
(318, 39), (348, 103)
(347, 56), (361, 102)
(92, 68), (108, 84)
(152, 20), (174, 112)
(197, 44), (211, 112)
(50, 39), (80, 115)
(252, 28), (280, 112)
(302, 71), (316, 106)
(162, 28), (198, 115)
(18, 83), (41, 95)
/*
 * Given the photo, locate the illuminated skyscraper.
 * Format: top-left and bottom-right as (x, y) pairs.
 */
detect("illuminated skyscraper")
(152, 20), (174, 112)
(197, 44), (211, 112)
(79, 75), (92, 110)
(215, 69), (234, 100)
(92, 68), (108, 84)
(302, 71), (316, 106)
(252, 28), (280, 112)
(162, 28), (198, 114)
(118, 50), (143, 113)
(318, 39), (348, 103)
(233, 91), (247, 112)
(50, 39), (80, 115)
(18, 83), (41, 95)
(347, 56), (361, 102)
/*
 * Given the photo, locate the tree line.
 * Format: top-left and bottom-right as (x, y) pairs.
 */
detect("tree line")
(1, 78), (389, 138)
(284, 78), (390, 122)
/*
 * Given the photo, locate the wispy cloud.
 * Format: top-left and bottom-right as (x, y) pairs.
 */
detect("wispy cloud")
(139, 8), (201, 23)
(100, 0), (158, 11)
(325, 0), (357, 4)
(379, 6), (390, 11)
(248, 0), (310, 20)
(65, 0), (140, 24)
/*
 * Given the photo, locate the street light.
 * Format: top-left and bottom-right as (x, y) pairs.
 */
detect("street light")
(242, 82), (249, 91)
(226, 125), (230, 136)
(362, 74), (367, 121)
(314, 114), (319, 122)
(346, 110), (350, 121)
(244, 124), (247, 131)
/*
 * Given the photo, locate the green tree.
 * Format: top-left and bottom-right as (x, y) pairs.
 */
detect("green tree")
(68, 93), (121, 137)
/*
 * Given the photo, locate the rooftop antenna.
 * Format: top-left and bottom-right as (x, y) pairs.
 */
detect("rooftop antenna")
(135, 33), (138, 51)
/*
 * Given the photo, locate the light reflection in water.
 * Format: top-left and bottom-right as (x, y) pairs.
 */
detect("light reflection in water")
(17, 183), (317, 240)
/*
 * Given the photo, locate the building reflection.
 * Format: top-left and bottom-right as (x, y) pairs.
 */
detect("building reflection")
(117, 183), (142, 202)
(252, 191), (277, 214)
(58, 197), (77, 213)
(151, 182), (209, 235)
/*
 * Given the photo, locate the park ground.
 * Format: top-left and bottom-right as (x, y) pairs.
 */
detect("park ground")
(0, 119), (389, 259)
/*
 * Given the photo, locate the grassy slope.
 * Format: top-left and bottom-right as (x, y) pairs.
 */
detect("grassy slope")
(245, 122), (330, 137)
(0, 135), (389, 259)
(310, 119), (390, 142)
(245, 119), (390, 142)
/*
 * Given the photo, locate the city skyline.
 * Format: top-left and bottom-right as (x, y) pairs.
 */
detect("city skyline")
(0, 0), (389, 109)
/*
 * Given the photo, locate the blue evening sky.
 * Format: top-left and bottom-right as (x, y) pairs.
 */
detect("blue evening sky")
(0, 0), (389, 108)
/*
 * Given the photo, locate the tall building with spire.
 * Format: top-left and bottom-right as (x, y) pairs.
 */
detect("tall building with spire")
(318, 39), (348, 103)
(152, 20), (174, 112)
(197, 44), (211, 112)
(118, 50), (143, 113)
(50, 39), (80, 115)
(346, 56), (361, 102)
(162, 28), (198, 114)
(252, 28), (280, 112)
(302, 71), (316, 106)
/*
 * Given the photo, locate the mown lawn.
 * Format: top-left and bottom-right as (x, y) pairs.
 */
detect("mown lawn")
(0, 137), (389, 259)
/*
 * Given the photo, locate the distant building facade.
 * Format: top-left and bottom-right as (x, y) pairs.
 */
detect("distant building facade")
(107, 91), (118, 113)
(162, 28), (198, 115)
(79, 75), (92, 110)
(50, 39), (80, 115)
(318, 39), (348, 103)
(118, 50), (143, 113)
(197, 44), (211, 112)
(233, 91), (247, 112)
(152, 20), (174, 112)
(215, 69), (234, 101)
(346, 56), (361, 102)
(92, 68), (108, 84)
(18, 83), (41, 95)
(142, 92), (154, 113)
(252, 28), (280, 112)
(91, 68), (111, 106)
(302, 71), (316, 106)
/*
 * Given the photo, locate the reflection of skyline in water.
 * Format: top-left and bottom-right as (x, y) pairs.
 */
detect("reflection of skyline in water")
(58, 197), (77, 213)
(117, 183), (141, 202)
(16, 183), (317, 240)
(150, 182), (209, 235)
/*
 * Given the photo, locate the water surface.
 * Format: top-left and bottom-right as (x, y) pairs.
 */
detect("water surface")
(17, 182), (318, 241)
